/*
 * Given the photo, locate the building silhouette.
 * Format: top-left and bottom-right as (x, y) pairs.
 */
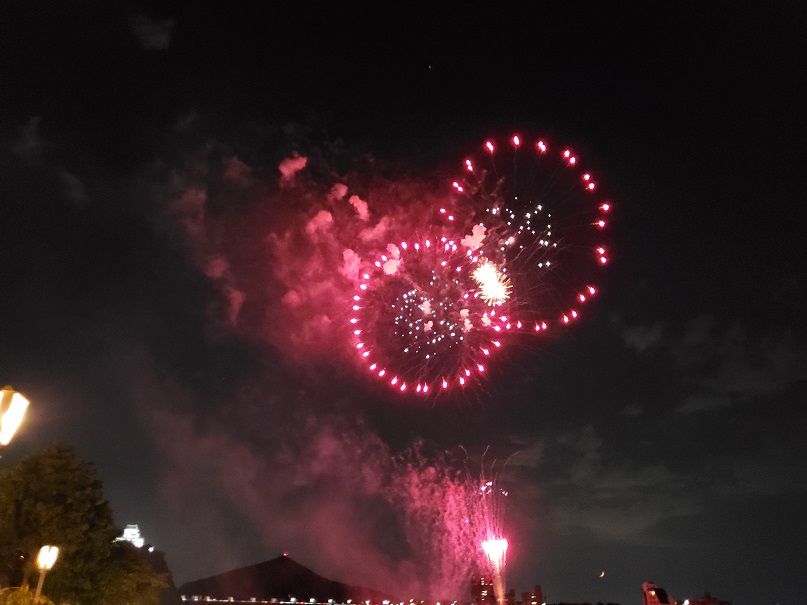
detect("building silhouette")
(521, 585), (544, 605)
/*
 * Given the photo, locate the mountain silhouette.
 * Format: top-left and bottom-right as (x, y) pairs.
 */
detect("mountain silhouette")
(177, 555), (398, 602)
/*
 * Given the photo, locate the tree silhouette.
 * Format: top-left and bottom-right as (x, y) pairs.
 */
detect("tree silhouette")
(0, 445), (167, 605)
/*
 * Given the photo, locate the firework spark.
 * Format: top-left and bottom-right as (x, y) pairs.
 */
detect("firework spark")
(353, 133), (613, 395)
(472, 259), (511, 306)
(482, 537), (509, 604)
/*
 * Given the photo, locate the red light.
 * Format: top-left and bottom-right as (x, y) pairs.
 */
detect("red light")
(578, 294), (586, 302)
(600, 256), (608, 264)
(596, 220), (606, 229)
(587, 182), (596, 190)
(512, 135), (521, 147)
(442, 379), (449, 389)
(391, 377), (398, 386)
(537, 140), (547, 153)
(378, 369), (386, 377)
(477, 364), (485, 372)
(587, 286), (596, 295)
(601, 202), (611, 212)
(485, 141), (495, 153)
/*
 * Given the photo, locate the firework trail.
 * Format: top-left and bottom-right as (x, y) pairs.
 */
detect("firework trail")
(387, 446), (512, 600)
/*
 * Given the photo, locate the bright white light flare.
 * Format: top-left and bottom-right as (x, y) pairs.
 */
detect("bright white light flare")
(0, 388), (29, 446)
(472, 260), (511, 306)
(37, 545), (59, 571)
(482, 537), (508, 571)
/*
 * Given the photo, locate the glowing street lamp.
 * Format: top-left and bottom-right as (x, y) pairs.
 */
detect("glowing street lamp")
(34, 545), (59, 602)
(0, 386), (30, 447)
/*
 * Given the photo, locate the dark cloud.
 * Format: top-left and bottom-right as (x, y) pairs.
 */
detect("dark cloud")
(11, 116), (45, 163)
(130, 14), (175, 50)
(622, 322), (665, 353)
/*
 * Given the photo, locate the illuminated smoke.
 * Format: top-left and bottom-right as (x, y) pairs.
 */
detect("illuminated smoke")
(387, 446), (511, 599)
(278, 155), (308, 183)
(151, 397), (512, 600)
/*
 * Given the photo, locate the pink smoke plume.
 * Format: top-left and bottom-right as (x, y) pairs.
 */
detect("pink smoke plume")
(169, 146), (454, 383)
(149, 401), (507, 600)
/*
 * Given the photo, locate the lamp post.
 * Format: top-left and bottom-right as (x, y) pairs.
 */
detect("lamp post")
(0, 386), (30, 447)
(34, 545), (59, 603)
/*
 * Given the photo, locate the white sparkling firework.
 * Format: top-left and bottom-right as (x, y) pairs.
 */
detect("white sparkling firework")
(472, 259), (511, 306)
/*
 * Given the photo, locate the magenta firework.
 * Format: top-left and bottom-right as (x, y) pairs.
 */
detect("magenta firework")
(350, 133), (612, 395)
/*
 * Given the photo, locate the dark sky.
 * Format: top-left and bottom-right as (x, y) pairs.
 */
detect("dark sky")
(2, 3), (806, 605)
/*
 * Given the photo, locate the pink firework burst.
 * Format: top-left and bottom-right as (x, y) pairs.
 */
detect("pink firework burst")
(351, 133), (613, 396)
(351, 237), (508, 394)
(449, 134), (612, 330)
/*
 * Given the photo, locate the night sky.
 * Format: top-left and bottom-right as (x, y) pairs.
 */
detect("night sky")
(2, 3), (806, 605)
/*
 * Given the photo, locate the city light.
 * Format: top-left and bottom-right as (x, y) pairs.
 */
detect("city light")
(35, 545), (59, 602)
(0, 386), (29, 446)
